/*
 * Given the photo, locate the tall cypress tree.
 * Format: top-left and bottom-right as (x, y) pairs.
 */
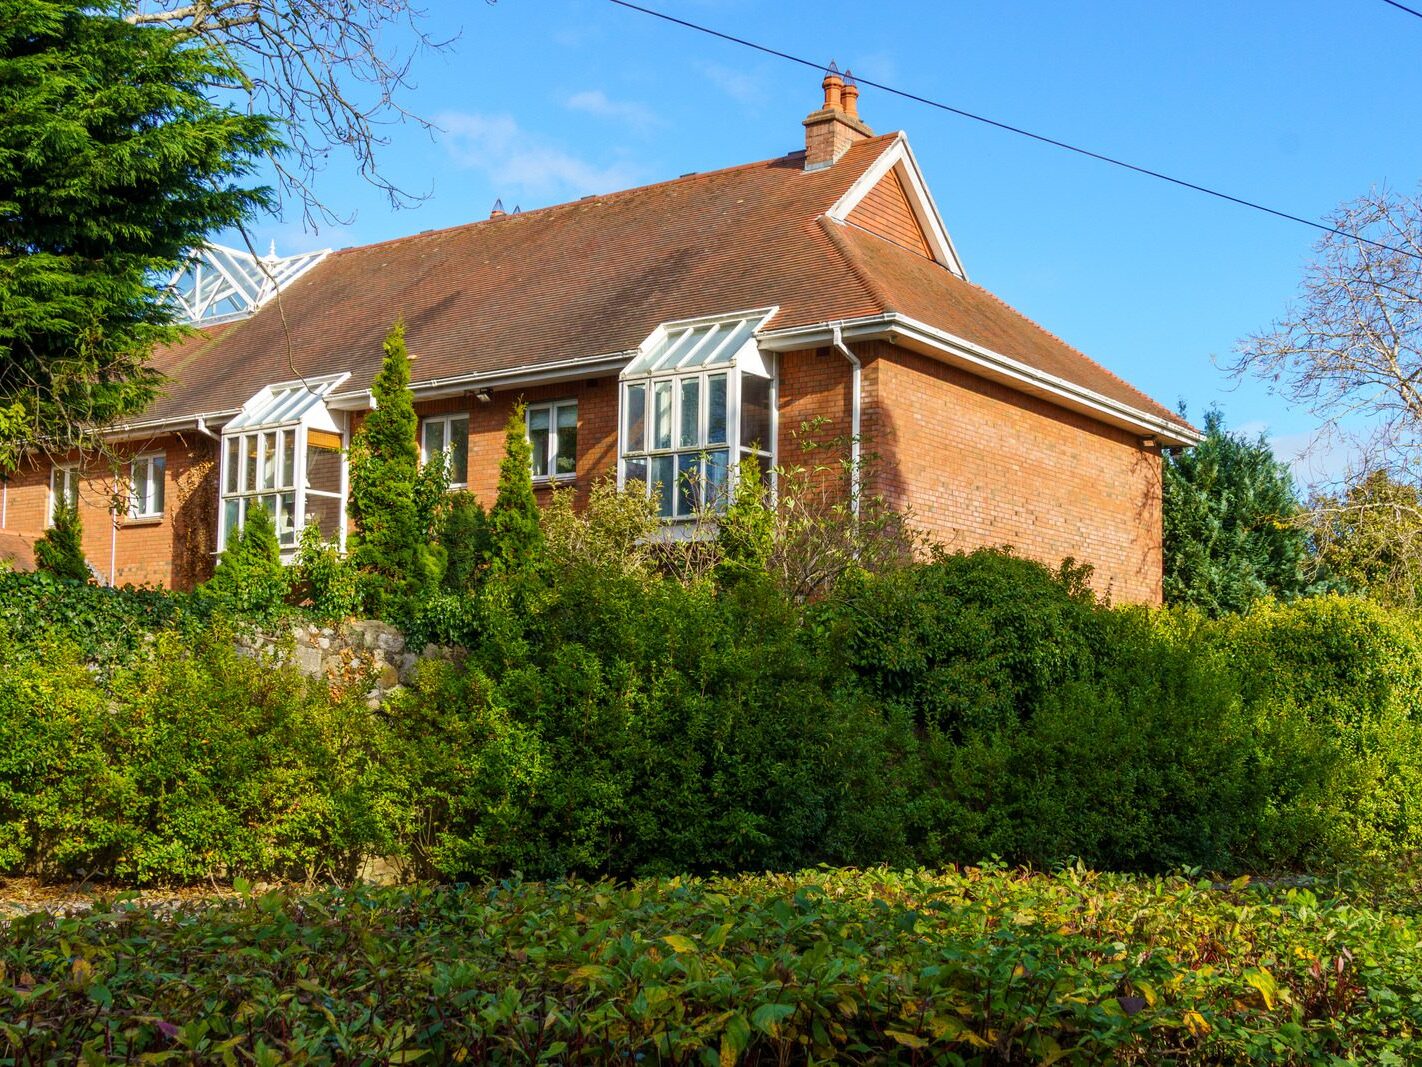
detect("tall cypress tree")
(348, 320), (421, 595)
(485, 404), (543, 572)
(33, 500), (89, 582)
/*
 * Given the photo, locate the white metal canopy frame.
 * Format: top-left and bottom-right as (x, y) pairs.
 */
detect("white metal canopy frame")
(618, 307), (778, 519)
(164, 242), (330, 326)
(218, 374), (350, 555)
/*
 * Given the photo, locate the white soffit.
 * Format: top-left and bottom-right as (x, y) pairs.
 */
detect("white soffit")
(165, 242), (330, 326)
(826, 134), (967, 280)
(225, 373), (350, 434)
(623, 306), (779, 378)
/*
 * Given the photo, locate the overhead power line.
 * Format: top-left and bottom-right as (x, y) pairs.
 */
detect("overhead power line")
(1380, 0), (1422, 19)
(606, 0), (1422, 263)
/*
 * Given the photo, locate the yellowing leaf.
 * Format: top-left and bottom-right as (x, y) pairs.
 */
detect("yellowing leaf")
(1183, 1010), (1211, 1038)
(661, 934), (698, 954)
(886, 1029), (929, 1049)
(1243, 966), (1280, 1010)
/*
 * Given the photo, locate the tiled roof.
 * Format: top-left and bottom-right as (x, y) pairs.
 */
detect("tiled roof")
(141, 132), (1184, 432)
(0, 531), (36, 572)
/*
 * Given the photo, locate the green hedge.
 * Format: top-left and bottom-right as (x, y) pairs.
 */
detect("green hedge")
(5, 552), (1422, 885)
(4, 868), (1420, 1063)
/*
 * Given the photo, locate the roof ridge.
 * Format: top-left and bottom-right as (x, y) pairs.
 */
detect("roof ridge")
(333, 133), (904, 260)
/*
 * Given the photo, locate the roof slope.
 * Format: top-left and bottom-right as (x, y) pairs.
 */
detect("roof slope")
(141, 132), (1184, 432)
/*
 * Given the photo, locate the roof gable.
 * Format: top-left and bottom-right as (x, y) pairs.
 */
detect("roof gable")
(846, 167), (932, 259)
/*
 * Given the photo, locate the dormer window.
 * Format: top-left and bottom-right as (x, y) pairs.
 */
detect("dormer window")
(619, 309), (777, 518)
(218, 375), (349, 553)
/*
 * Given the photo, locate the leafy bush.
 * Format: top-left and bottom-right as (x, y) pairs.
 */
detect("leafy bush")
(0, 628), (396, 884)
(31, 499), (88, 581)
(4, 868), (1420, 1064)
(201, 503), (287, 620)
(289, 524), (361, 621)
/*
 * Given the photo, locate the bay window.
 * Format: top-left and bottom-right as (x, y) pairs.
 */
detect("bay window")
(218, 376), (349, 554)
(619, 309), (776, 518)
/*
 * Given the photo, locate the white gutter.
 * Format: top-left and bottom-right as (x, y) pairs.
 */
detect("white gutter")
(328, 352), (635, 410)
(830, 323), (862, 515)
(760, 313), (1200, 447)
(195, 417), (219, 440)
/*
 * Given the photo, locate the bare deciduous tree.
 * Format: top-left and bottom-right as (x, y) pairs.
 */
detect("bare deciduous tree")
(124, 0), (469, 226)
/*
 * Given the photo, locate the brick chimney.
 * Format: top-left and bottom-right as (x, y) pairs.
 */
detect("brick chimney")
(803, 63), (873, 170)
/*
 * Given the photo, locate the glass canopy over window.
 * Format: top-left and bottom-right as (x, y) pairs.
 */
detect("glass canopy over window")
(219, 374), (349, 554)
(620, 308), (776, 519)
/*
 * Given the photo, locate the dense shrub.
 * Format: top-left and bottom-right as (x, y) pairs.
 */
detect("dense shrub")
(0, 628), (395, 884)
(200, 502), (287, 620)
(5, 868), (1421, 1064)
(31, 499), (88, 581)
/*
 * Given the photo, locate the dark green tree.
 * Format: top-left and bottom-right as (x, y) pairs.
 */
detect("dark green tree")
(203, 503), (286, 617)
(0, 1), (277, 469)
(439, 491), (491, 593)
(33, 500), (89, 581)
(1163, 408), (1311, 615)
(485, 404), (543, 572)
(348, 321), (421, 605)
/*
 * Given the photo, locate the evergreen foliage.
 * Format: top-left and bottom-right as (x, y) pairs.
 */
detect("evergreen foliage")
(714, 457), (775, 589)
(347, 321), (422, 607)
(32, 500), (89, 582)
(203, 504), (286, 618)
(1163, 408), (1312, 615)
(438, 491), (490, 593)
(484, 404), (543, 572)
(0, 2), (277, 466)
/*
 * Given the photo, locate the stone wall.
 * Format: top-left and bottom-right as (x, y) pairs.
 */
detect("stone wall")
(240, 619), (460, 706)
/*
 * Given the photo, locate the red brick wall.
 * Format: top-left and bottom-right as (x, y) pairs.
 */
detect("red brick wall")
(846, 170), (932, 258)
(859, 340), (1163, 604)
(0, 433), (218, 590)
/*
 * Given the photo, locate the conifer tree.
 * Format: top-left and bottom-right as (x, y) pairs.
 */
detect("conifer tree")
(204, 503), (286, 616)
(485, 404), (543, 572)
(33, 500), (89, 582)
(348, 321), (421, 603)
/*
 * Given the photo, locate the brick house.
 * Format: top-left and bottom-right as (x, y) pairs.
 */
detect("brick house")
(0, 73), (1197, 602)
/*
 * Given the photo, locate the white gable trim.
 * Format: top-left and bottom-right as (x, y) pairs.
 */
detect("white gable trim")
(826, 134), (967, 280)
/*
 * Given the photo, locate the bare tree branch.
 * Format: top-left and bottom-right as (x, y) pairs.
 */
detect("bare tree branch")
(122, 0), (475, 227)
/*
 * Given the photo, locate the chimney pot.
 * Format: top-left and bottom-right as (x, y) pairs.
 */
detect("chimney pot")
(821, 59), (844, 112)
(489, 197), (506, 219)
(803, 65), (872, 170)
(842, 70), (860, 119)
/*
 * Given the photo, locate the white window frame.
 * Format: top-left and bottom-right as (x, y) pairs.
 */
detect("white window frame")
(128, 453), (166, 520)
(618, 357), (777, 520)
(525, 399), (578, 483)
(217, 421), (349, 555)
(49, 464), (80, 525)
(420, 412), (470, 488)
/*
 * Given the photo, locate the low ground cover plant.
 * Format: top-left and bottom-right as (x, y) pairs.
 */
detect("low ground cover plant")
(3, 867), (1419, 1064)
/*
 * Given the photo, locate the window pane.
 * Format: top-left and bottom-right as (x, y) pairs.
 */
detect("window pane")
(623, 383), (646, 453)
(224, 437), (239, 494)
(652, 381), (673, 450)
(676, 452), (699, 517)
(244, 435), (257, 493)
(64, 470), (78, 508)
(128, 462), (143, 517)
(281, 429), (296, 488)
(260, 494), (277, 521)
(528, 407), (550, 478)
(423, 418), (445, 459)
(740, 373), (771, 452)
(623, 456), (647, 491)
(679, 378), (700, 448)
(260, 431), (277, 490)
(554, 405), (577, 475)
(651, 454), (675, 518)
(151, 456), (166, 514)
(706, 449), (730, 513)
(277, 492), (297, 546)
(707, 373), (728, 445)
(449, 416), (469, 484)
(223, 498), (241, 543)
(306, 437), (342, 494)
(305, 493), (342, 541)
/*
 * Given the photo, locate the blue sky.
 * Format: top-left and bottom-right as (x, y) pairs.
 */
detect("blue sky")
(239, 0), (1422, 484)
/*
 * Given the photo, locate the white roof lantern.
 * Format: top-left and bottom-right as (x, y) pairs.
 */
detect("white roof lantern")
(224, 373), (350, 434)
(165, 242), (330, 326)
(623, 307), (778, 378)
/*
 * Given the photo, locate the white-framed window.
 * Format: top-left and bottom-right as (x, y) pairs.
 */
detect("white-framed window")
(128, 454), (166, 519)
(421, 413), (469, 486)
(618, 311), (777, 519)
(526, 400), (577, 481)
(218, 377), (350, 555)
(50, 464), (79, 524)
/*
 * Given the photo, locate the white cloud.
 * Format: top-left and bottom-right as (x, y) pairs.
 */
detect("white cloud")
(565, 90), (660, 131)
(435, 111), (644, 199)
